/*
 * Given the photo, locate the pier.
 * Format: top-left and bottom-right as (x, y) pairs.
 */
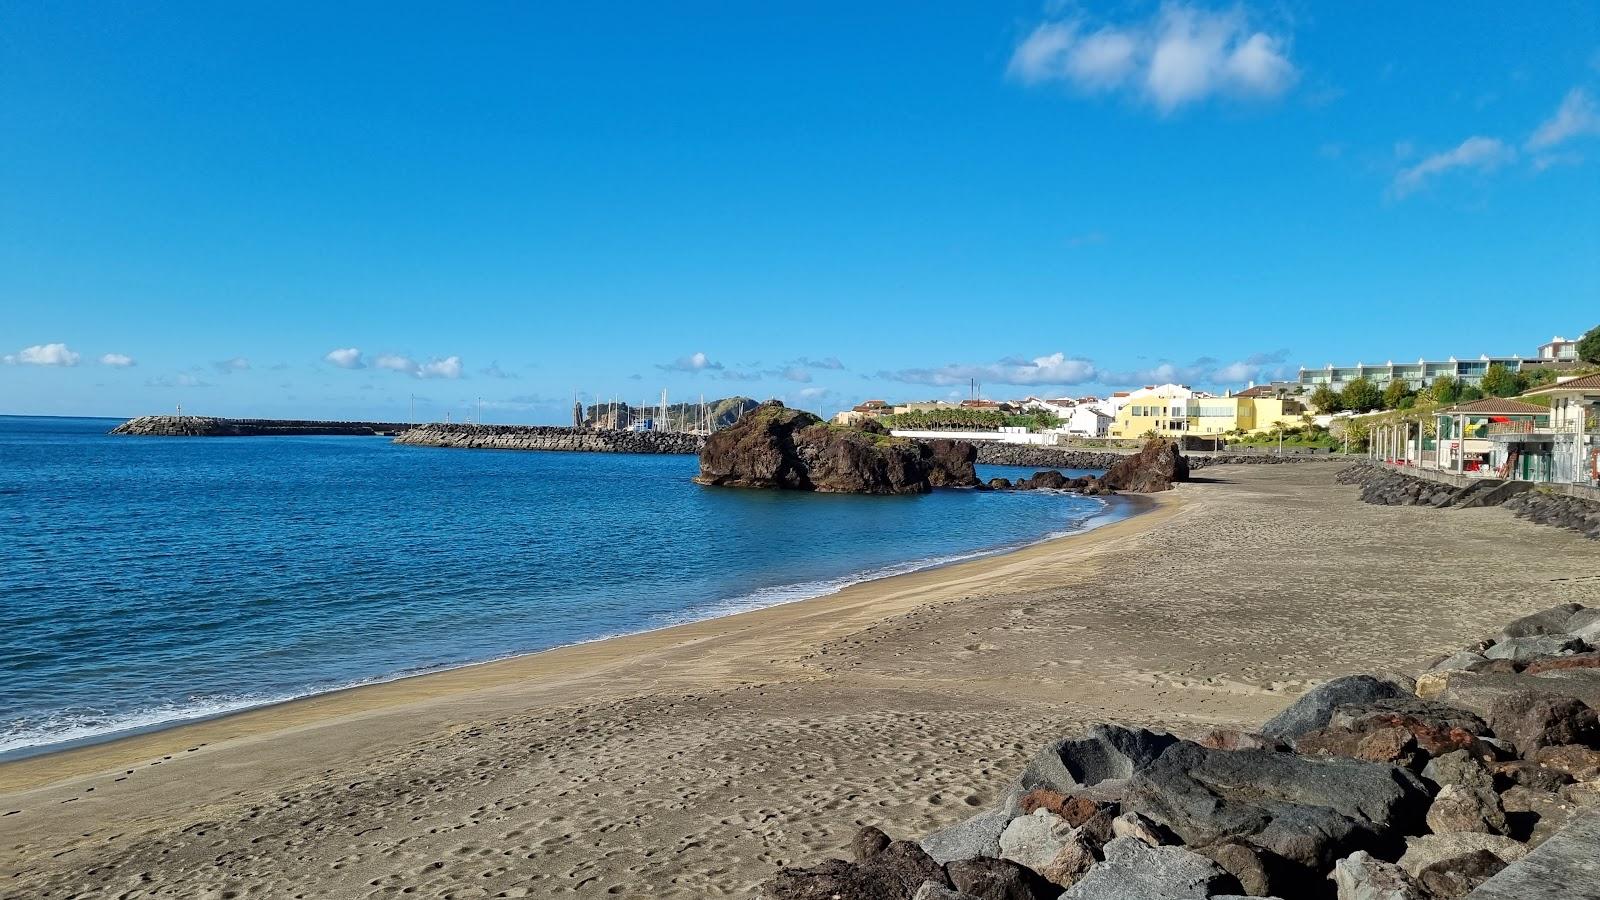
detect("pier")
(110, 416), (412, 437)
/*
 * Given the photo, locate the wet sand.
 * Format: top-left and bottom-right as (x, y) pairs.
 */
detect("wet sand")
(4, 462), (1598, 899)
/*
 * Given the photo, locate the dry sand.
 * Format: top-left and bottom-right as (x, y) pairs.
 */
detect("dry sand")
(3, 462), (1598, 899)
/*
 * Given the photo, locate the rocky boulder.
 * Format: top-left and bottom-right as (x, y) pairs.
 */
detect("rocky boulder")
(1330, 850), (1423, 900)
(763, 839), (949, 900)
(1100, 438), (1190, 493)
(1261, 675), (1413, 741)
(1058, 837), (1239, 899)
(1013, 725), (1178, 803)
(695, 401), (979, 494)
(1486, 692), (1600, 754)
(944, 856), (1057, 900)
(1123, 742), (1431, 875)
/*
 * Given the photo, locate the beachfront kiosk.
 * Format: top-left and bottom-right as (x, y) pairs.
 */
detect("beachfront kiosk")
(1511, 374), (1600, 487)
(1431, 398), (1548, 477)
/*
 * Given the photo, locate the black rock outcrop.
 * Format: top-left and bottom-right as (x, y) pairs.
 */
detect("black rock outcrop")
(694, 401), (979, 495)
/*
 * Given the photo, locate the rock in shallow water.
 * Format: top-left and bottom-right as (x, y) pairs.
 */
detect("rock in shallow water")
(694, 401), (980, 494)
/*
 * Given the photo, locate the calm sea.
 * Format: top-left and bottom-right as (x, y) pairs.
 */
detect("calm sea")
(0, 415), (1113, 759)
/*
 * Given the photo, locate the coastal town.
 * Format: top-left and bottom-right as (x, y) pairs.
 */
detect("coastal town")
(821, 328), (1600, 495)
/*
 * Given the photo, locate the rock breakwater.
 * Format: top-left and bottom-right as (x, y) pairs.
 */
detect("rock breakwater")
(763, 604), (1600, 900)
(974, 443), (1325, 471)
(393, 424), (704, 454)
(111, 416), (410, 436)
(1338, 463), (1600, 541)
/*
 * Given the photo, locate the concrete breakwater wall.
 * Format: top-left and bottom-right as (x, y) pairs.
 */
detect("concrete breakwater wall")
(393, 424), (704, 454)
(110, 416), (410, 436)
(974, 442), (1324, 471)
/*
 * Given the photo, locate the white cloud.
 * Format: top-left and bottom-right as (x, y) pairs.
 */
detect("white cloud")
(1008, 4), (1297, 113)
(1391, 136), (1515, 197)
(1108, 350), (1290, 388)
(212, 356), (250, 374)
(146, 373), (210, 388)
(778, 366), (813, 383)
(417, 356), (462, 379)
(99, 353), (137, 368)
(789, 355), (846, 371)
(481, 361), (517, 379)
(1527, 87), (1600, 151)
(656, 351), (723, 373)
(3, 343), (81, 366)
(371, 353), (463, 379)
(883, 352), (1099, 387)
(325, 347), (365, 369)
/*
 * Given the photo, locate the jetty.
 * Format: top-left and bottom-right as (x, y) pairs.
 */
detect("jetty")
(393, 423), (703, 454)
(110, 416), (411, 437)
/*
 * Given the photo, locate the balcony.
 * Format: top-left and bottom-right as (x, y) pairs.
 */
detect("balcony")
(1484, 421), (1599, 440)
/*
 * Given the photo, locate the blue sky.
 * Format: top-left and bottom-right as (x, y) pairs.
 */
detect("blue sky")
(3, 1), (1598, 422)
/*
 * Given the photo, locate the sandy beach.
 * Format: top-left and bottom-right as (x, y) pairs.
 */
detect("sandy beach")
(4, 461), (1598, 899)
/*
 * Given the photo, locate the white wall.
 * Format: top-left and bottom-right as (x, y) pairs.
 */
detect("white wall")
(889, 429), (1058, 446)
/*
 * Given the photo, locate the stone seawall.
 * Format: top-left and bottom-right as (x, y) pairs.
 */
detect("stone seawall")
(393, 424), (704, 455)
(974, 442), (1326, 471)
(111, 416), (410, 436)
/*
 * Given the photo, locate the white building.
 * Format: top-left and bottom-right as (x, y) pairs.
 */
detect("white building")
(1538, 335), (1580, 361)
(1057, 405), (1113, 437)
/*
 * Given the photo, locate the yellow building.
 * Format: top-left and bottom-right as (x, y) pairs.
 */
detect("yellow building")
(1110, 394), (1306, 438)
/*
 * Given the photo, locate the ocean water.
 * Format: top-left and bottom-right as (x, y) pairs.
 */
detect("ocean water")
(0, 415), (1114, 759)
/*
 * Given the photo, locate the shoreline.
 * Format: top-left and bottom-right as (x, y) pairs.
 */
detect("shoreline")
(8, 462), (1598, 897)
(0, 490), (1162, 795)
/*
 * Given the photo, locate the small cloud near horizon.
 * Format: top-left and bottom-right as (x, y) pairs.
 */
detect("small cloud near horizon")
(146, 373), (210, 388)
(883, 349), (1292, 392)
(656, 351), (723, 373)
(100, 352), (137, 368)
(883, 352), (1098, 388)
(374, 353), (463, 379)
(324, 347), (365, 369)
(4, 343), (81, 366)
(212, 356), (250, 374)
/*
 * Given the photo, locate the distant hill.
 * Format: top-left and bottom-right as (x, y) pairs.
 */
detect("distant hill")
(582, 396), (759, 431)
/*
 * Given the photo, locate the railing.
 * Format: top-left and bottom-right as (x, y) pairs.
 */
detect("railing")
(1486, 421), (1551, 436)
(1485, 421), (1597, 437)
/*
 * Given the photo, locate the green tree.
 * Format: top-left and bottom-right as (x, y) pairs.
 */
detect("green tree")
(1579, 326), (1600, 365)
(1309, 384), (1343, 413)
(1458, 384), (1484, 402)
(1429, 376), (1462, 405)
(1340, 377), (1384, 413)
(1480, 362), (1519, 397)
(1382, 379), (1415, 410)
(1524, 366), (1558, 388)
